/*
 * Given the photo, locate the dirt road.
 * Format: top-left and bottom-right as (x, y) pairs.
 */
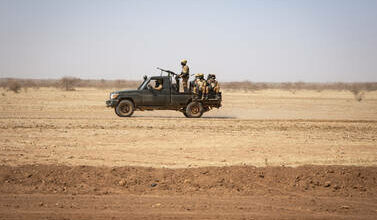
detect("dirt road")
(0, 87), (376, 219)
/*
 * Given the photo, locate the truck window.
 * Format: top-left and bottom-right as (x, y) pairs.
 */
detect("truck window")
(138, 78), (149, 90)
(148, 79), (163, 91)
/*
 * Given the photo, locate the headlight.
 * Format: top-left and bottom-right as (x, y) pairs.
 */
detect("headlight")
(110, 93), (119, 99)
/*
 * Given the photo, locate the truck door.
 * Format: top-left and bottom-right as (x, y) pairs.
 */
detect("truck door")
(142, 78), (170, 106)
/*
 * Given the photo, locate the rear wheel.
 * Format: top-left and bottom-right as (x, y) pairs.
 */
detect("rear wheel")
(185, 102), (203, 118)
(115, 100), (134, 117)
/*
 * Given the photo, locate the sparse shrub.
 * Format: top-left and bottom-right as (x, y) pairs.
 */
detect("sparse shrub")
(59, 77), (80, 91)
(24, 79), (39, 90)
(7, 80), (21, 93)
(356, 92), (365, 102)
(349, 88), (365, 102)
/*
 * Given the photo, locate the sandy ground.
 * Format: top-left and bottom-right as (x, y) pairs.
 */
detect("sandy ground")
(0, 87), (376, 168)
(0, 87), (377, 219)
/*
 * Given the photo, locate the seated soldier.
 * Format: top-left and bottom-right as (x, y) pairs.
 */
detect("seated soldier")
(193, 73), (207, 100)
(207, 74), (220, 94)
(193, 74), (200, 95)
(205, 74), (213, 96)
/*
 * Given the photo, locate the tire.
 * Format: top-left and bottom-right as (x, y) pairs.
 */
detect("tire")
(115, 100), (134, 117)
(185, 102), (203, 118)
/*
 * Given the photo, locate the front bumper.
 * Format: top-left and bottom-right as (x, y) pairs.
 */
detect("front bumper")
(106, 99), (119, 108)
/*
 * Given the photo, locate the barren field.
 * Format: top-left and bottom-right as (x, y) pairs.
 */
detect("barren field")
(1, 87), (377, 219)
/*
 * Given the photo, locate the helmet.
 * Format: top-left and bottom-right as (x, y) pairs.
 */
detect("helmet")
(181, 59), (187, 65)
(211, 74), (216, 79)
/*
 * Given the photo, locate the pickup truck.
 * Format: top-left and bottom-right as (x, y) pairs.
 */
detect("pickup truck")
(106, 70), (222, 118)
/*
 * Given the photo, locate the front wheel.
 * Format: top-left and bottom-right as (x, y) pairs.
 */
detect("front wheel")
(115, 100), (134, 117)
(185, 102), (203, 118)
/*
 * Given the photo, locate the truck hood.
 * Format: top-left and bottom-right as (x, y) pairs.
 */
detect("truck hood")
(110, 90), (139, 99)
(118, 89), (139, 94)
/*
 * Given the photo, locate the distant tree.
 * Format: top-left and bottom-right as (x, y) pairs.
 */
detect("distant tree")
(60, 77), (80, 91)
(7, 80), (21, 93)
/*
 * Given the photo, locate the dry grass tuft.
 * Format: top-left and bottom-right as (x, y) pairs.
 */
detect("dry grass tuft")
(349, 87), (365, 102)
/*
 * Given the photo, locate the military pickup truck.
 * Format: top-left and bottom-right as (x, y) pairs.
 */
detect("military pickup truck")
(106, 69), (222, 118)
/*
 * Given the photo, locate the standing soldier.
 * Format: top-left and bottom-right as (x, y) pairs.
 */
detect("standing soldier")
(179, 59), (190, 92)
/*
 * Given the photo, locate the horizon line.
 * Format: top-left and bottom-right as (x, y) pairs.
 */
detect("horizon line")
(0, 77), (376, 84)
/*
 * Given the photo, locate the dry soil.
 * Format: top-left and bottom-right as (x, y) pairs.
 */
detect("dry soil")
(0, 87), (376, 219)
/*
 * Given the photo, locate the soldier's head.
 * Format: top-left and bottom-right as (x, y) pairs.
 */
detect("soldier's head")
(198, 73), (204, 79)
(181, 59), (187, 66)
(211, 74), (216, 80)
(207, 74), (214, 80)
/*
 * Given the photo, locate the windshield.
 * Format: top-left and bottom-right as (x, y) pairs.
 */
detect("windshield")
(138, 78), (149, 90)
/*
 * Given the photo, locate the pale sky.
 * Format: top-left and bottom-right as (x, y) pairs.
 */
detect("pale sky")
(0, 0), (376, 82)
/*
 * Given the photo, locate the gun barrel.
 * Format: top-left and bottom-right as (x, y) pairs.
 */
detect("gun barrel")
(157, 67), (177, 75)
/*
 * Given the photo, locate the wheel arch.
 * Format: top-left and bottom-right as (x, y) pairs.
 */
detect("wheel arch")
(118, 97), (136, 107)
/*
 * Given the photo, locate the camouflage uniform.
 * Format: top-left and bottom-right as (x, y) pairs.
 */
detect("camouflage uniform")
(200, 77), (208, 99)
(193, 75), (200, 95)
(207, 74), (220, 94)
(179, 60), (189, 92)
(193, 73), (207, 99)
